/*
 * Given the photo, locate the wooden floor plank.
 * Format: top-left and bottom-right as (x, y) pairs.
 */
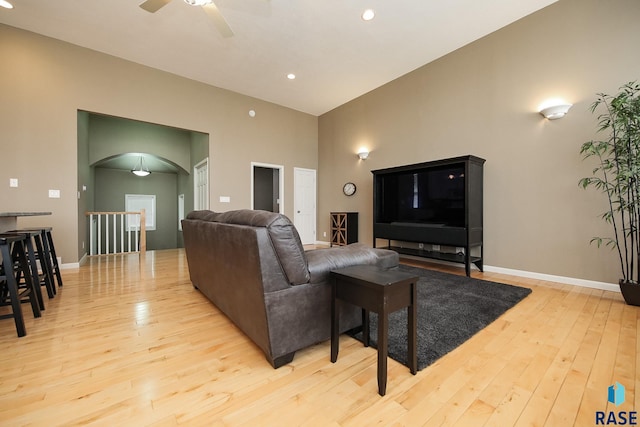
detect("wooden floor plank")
(0, 250), (635, 426)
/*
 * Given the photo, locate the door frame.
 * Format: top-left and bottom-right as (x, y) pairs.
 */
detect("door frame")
(251, 162), (284, 214)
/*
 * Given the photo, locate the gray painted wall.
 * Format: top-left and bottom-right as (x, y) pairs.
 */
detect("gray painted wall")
(318, 0), (640, 284)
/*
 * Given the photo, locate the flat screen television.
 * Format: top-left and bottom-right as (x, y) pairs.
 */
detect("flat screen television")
(375, 163), (465, 228)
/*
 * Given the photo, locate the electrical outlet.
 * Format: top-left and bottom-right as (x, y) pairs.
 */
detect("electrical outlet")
(418, 243), (424, 249)
(48, 189), (61, 198)
(323, 232), (327, 237)
(456, 247), (465, 254)
(9, 178), (18, 188)
(219, 196), (230, 203)
(432, 244), (441, 252)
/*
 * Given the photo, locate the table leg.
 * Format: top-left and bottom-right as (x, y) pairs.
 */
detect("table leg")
(408, 281), (417, 374)
(378, 311), (388, 396)
(331, 280), (339, 363)
(465, 250), (471, 277)
(363, 308), (370, 347)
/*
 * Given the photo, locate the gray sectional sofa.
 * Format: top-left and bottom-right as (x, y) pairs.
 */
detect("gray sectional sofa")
(181, 209), (399, 368)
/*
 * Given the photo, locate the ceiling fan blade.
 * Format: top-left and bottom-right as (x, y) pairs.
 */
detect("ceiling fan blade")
(139, 0), (173, 13)
(202, 2), (234, 38)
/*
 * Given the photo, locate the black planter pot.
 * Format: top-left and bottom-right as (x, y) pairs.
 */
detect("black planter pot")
(619, 280), (640, 306)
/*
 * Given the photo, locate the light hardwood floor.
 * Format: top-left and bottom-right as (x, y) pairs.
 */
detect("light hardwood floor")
(0, 249), (637, 426)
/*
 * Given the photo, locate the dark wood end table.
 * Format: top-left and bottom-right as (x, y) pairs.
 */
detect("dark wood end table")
(330, 265), (419, 396)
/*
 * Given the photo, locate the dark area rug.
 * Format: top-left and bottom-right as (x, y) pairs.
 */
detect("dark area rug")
(350, 264), (532, 371)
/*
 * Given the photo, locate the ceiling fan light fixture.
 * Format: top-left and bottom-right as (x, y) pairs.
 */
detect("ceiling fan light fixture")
(0, 0), (14, 9)
(184, 0), (213, 6)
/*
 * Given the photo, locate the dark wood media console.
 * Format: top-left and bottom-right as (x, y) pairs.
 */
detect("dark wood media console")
(372, 155), (485, 276)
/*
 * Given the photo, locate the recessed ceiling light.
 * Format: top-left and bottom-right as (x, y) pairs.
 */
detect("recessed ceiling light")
(287, 73), (296, 80)
(0, 1), (14, 9)
(362, 9), (375, 21)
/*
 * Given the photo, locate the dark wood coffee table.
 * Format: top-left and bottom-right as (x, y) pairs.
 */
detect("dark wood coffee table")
(330, 265), (419, 396)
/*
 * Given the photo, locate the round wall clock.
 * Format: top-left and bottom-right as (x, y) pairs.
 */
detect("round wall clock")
(343, 182), (357, 196)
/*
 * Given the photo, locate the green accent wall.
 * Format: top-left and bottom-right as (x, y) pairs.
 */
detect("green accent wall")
(87, 113), (208, 251)
(94, 168), (178, 250)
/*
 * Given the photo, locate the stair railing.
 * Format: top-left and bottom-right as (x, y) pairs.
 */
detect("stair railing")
(86, 209), (146, 255)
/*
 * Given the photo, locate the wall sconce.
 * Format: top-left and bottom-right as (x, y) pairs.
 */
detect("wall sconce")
(358, 150), (369, 160)
(131, 156), (151, 177)
(539, 101), (572, 120)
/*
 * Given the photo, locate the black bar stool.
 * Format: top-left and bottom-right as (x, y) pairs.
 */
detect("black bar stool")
(10, 228), (57, 297)
(0, 234), (41, 337)
(16, 227), (63, 289)
(1, 233), (43, 318)
(43, 227), (64, 289)
(6, 230), (47, 310)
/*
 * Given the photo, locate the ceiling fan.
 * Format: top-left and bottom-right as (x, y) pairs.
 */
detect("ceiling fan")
(139, 0), (235, 38)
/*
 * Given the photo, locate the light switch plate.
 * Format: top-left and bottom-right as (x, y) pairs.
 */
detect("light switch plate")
(48, 189), (61, 198)
(9, 178), (18, 187)
(219, 196), (231, 203)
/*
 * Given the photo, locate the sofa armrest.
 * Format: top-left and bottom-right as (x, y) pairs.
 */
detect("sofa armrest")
(305, 243), (399, 284)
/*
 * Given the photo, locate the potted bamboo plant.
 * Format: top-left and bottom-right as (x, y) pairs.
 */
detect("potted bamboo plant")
(580, 81), (640, 305)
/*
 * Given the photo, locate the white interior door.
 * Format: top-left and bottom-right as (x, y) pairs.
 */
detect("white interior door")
(194, 158), (209, 210)
(294, 167), (316, 245)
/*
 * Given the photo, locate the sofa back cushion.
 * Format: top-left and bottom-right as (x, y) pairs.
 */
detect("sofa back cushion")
(187, 210), (310, 285)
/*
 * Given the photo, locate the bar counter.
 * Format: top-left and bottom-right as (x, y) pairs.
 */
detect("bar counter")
(0, 212), (52, 233)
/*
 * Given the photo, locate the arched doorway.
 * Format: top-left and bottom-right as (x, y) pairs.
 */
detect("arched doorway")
(77, 111), (209, 257)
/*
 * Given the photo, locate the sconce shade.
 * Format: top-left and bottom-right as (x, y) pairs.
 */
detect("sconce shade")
(358, 150), (369, 160)
(539, 103), (572, 120)
(131, 156), (151, 177)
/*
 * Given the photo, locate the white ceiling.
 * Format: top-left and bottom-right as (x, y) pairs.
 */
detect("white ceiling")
(0, 0), (557, 116)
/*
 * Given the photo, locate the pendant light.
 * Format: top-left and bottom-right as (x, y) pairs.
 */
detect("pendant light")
(131, 156), (151, 177)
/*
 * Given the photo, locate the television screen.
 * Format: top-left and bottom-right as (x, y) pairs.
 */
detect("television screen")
(376, 164), (465, 227)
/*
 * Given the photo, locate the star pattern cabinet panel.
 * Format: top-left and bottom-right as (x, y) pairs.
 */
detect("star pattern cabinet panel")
(330, 212), (358, 247)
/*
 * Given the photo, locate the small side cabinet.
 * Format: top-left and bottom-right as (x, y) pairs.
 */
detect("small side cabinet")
(330, 212), (358, 247)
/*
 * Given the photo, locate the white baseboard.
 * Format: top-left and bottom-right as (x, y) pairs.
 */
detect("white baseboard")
(61, 262), (80, 270)
(60, 252), (86, 270)
(483, 265), (619, 293)
(395, 253), (619, 293)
